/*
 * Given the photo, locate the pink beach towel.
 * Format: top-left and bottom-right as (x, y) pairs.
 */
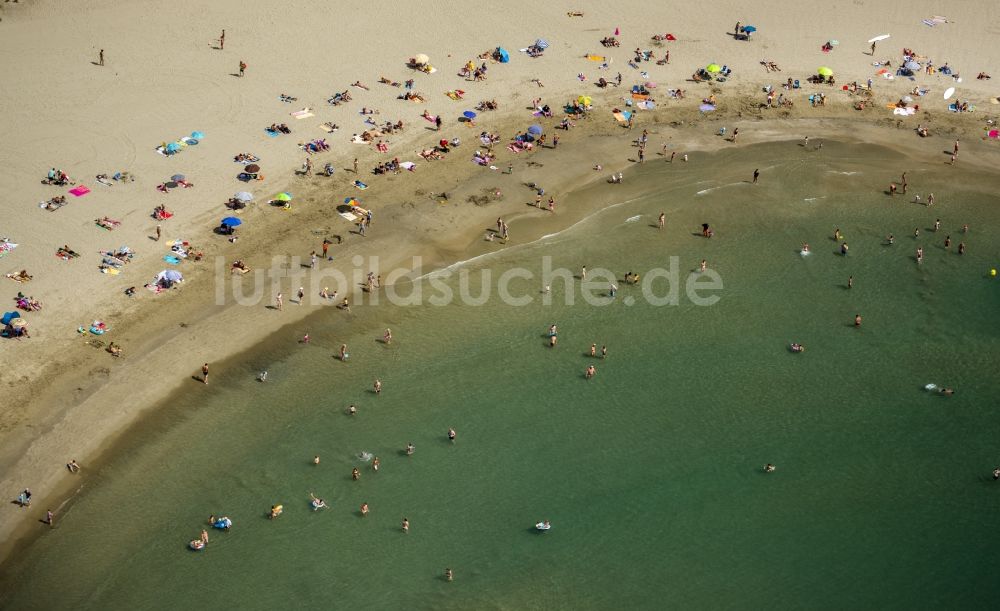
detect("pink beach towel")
(69, 186), (91, 197)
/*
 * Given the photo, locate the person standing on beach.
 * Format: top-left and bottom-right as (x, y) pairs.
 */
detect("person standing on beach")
(669, 151), (675, 163)
(870, 41), (877, 55)
(310, 251), (318, 268)
(435, 116), (442, 130)
(297, 286), (305, 304)
(638, 148), (645, 163)
(238, 60), (246, 77)
(219, 29), (225, 50)
(98, 49), (104, 66)
(731, 127), (739, 143)
(155, 224), (161, 241)
(201, 363), (210, 384)
(752, 168), (759, 184)
(658, 212), (665, 229)
(352, 158), (358, 174)
(953, 139), (959, 155)
(340, 344), (348, 361)
(322, 238), (331, 260)
(46, 510), (54, 527)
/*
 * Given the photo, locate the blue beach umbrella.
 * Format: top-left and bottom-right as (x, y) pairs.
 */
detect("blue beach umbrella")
(535, 39), (549, 49)
(221, 217), (242, 227)
(699, 103), (716, 112)
(165, 142), (181, 153)
(498, 47), (510, 62)
(528, 124), (543, 135)
(234, 191), (253, 202)
(743, 25), (757, 33)
(463, 111), (477, 119)
(164, 270), (183, 282)
(191, 131), (205, 139)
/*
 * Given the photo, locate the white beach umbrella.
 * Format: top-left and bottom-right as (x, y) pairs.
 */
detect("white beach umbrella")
(944, 87), (955, 100)
(414, 53), (430, 65)
(868, 34), (891, 43)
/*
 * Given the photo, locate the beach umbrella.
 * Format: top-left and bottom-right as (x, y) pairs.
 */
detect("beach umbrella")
(221, 216), (242, 227)
(234, 191), (253, 202)
(165, 142), (181, 153)
(344, 197), (359, 206)
(902, 95), (914, 103)
(245, 163), (260, 173)
(699, 104), (716, 112)
(171, 174), (186, 182)
(868, 34), (891, 43)
(164, 270), (183, 282)
(943, 87), (955, 100)
(743, 25), (757, 33)
(817, 66), (833, 76)
(275, 192), (292, 202)
(1, 311), (19, 325)
(989, 130), (999, 139)
(904, 61), (920, 71)
(577, 95), (592, 106)
(10, 318), (27, 329)
(829, 39), (840, 46)
(414, 53), (430, 65)
(165, 181), (179, 189)
(497, 48), (510, 63)
(535, 39), (549, 49)
(614, 27), (620, 36)
(706, 64), (722, 73)
(527, 124), (543, 135)
(191, 131), (204, 139)
(463, 110), (477, 119)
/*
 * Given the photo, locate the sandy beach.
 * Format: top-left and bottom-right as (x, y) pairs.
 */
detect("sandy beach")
(2, 0), (999, 571)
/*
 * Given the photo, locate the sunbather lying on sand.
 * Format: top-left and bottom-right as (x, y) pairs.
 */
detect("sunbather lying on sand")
(352, 81), (369, 90)
(96, 217), (121, 229)
(107, 342), (123, 357)
(6, 270), (32, 282)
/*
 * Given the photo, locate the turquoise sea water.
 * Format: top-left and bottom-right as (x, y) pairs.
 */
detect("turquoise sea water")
(3, 141), (1000, 609)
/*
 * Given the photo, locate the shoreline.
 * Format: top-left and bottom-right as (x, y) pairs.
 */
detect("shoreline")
(3, 0), (1000, 569)
(4, 112), (999, 568)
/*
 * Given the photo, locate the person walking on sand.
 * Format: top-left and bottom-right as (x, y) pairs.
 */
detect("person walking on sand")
(953, 139), (959, 155)
(98, 49), (104, 66)
(219, 29), (225, 50)
(155, 224), (161, 241)
(238, 60), (246, 77)
(353, 158), (358, 174)
(275, 292), (283, 311)
(435, 116), (442, 130)
(658, 212), (665, 229)
(202, 363), (210, 384)
(752, 168), (759, 184)
(669, 151), (676, 163)
(46, 510), (54, 527)
(870, 41), (876, 56)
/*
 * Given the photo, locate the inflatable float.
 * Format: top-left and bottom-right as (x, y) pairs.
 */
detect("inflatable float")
(189, 539), (206, 551)
(212, 517), (232, 530)
(269, 504), (283, 519)
(535, 521), (551, 531)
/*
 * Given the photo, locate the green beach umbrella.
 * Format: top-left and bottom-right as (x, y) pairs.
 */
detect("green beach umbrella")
(274, 192), (292, 202)
(706, 63), (722, 73)
(817, 67), (833, 76)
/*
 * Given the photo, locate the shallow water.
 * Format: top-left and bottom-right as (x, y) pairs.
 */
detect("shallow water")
(4, 140), (1000, 610)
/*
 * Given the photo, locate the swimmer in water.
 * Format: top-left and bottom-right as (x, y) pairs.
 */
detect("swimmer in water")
(590, 344), (597, 357)
(373, 378), (382, 394)
(993, 468), (1000, 481)
(585, 365), (596, 379)
(258, 370), (268, 382)
(448, 428), (456, 442)
(764, 464), (776, 473)
(854, 314), (862, 327)
(801, 243), (810, 254)
(939, 387), (955, 396)
(352, 467), (360, 481)
(384, 328), (392, 344)
(700, 259), (707, 272)
(934, 219), (941, 232)
(848, 275), (853, 289)
(313, 455), (320, 465)
(402, 517), (409, 533)
(340, 344), (349, 361)
(834, 228), (842, 241)
(840, 242), (849, 256)
(601, 345), (607, 359)
(372, 456), (380, 472)
(550, 334), (557, 347)
(348, 404), (357, 415)
(445, 568), (454, 582)
(790, 343), (804, 353)
(406, 442), (414, 456)
(916, 247), (924, 264)
(310, 493), (327, 510)
(886, 234), (895, 245)
(360, 503), (369, 517)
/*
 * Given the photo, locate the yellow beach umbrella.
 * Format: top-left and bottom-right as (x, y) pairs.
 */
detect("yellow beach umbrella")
(577, 95), (593, 106)
(817, 66), (833, 77)
(706, 64), (722, 73)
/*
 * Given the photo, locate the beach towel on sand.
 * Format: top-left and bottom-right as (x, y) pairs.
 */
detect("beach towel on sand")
(353, 180), (368, 190)
(69, 186), (91, 197)
(291, 109), (315, 119)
